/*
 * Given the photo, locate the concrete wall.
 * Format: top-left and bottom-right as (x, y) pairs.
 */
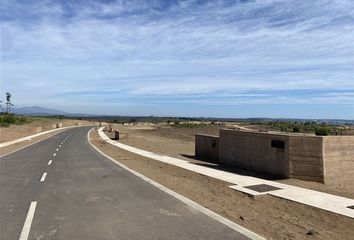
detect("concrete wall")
(219, 130), (289, 178)
(323, 136), (354, 187)
(288, 135), (354, 185)
(197, 129), (353, 185)
(114, 130), (120, 140)
(288, 136), (324, 182)
(106, 124), (113, 132)
(195, 134), (219, 162)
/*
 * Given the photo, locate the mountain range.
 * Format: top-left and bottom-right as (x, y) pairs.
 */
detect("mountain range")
(11, 106), (68, 116)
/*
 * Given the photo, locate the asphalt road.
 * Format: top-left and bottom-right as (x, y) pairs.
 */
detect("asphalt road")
(0, 126), (251, 240)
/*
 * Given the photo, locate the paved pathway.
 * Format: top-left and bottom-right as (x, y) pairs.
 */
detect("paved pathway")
(98, 127), (354, 219)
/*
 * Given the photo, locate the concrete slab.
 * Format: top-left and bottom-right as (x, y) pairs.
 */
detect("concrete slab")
(244, 184), (282, 193)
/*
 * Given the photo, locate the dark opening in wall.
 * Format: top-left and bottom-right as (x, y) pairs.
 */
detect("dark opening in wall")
(271, 140), (285, 149)
(211, 140), (217, 148)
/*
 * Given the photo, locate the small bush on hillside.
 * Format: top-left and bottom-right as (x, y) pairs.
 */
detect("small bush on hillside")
(0, 114), (30, 127)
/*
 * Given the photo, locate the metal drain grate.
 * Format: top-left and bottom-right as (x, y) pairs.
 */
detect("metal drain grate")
(244, 184), (281, 193)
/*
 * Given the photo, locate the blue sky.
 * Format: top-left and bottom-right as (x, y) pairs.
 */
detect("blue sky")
(0, 0), (353, 119)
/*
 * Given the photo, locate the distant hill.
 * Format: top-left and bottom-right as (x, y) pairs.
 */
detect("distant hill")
(12, 106), (68, 116)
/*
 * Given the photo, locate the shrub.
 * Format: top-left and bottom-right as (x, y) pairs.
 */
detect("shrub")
(293, 126), (301, 132)
(0, 114), (29, 127)
(315, 127), (331, 136)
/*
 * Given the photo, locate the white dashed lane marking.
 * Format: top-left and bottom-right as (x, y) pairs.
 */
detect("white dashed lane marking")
(18, 133), (77, 240)
(19, 201), (37, 240)
(40, 172), (47, 182)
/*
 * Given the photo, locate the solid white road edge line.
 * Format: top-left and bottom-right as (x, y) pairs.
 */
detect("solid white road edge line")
(40, 172), (47, 182)
(48, 160), (52, 165)
(19, 201), (37, 240)
(87, 128), (265, 240)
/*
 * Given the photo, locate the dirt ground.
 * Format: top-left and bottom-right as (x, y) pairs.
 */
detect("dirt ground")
(109, 124), (354, 199)
(0, 128), (70, 157)
(110, 124), (220, 161)
(0, 118), (91, 143)
(90, 129), (354, 240)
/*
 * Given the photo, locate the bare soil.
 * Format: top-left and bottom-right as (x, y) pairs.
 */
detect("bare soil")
(110, 124), (354, 199)
(90, 129), (354, 240)
(110, 124), (220, 161)
(0, 118), (91, 143)
(0, 128), (68, 157)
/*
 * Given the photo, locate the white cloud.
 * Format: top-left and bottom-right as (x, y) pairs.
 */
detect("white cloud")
(0, 0), (353, 116)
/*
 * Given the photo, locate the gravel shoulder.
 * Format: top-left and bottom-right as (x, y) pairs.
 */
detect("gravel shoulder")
(90, 128), (354, 240)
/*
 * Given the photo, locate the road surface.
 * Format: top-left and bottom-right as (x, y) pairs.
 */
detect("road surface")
(0, 126), (252, 240)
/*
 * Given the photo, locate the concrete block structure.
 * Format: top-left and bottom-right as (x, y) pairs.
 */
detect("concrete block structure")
(106, 124), (113, 132)
(288, 136), (324, 182)
(195, 134), (219, 162)
(195, 129), (354, 185)
(322, 136), (354, 186)
(219, 130), (289, 178)
(114, 130), (120, 140)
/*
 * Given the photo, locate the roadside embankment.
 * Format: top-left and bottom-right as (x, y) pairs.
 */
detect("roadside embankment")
(0, 118), (91, 143)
